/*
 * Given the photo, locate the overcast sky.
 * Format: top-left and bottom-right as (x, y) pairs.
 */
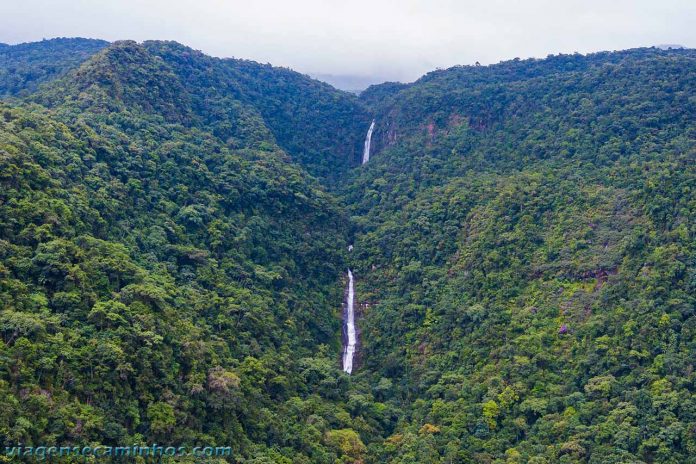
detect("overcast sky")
(1, 0), (695, 85)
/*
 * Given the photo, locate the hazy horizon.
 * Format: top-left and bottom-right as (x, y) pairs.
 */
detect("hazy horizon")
(2, 0), (695, 89)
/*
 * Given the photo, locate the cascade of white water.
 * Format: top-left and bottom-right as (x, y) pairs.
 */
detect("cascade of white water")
(342, 269), (356, 374)
(361, 120), (376, 165)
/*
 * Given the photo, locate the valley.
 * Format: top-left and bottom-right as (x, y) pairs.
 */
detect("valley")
(0, 39), (694, 463)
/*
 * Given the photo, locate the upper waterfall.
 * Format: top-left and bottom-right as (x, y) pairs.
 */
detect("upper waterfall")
(342, 269), (357, 374)
(361, 120), (376, 164)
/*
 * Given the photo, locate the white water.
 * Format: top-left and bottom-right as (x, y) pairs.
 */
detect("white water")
(342, 269), (357, 374)
(361, 119), (376, 164)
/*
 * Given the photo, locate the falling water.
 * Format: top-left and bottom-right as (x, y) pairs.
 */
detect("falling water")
(342, 269), (357, 374)
(361, 119), (376, 165)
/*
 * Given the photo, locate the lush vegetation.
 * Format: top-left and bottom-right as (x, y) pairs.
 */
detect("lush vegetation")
(0, 38), (108, 97)
(0, 40), (694, 463)
(344, 48), (696, 463)
(0, 40), (363, 463)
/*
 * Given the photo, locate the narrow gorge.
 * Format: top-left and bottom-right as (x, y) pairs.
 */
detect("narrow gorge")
(1, 39), (694, 463)
(340, 118), (376, 373)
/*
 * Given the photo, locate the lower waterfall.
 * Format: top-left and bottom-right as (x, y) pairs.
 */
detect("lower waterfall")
(342, 269), (357, 374)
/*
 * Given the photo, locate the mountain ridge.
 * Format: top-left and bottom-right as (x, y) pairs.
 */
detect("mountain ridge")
(0, 39), (694, 463)
(0, 37), (109, 97)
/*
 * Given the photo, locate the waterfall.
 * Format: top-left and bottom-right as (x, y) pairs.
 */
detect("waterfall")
(342, 269), (357, 374)
(361, 119), (376, 165)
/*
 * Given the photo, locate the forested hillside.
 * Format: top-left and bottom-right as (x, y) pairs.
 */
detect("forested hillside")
(344, 48), (696, 463)
(0, 40), (694, 463)
(0, 38), (108, 97)
(138, 41), (371, 183)
(0, 40), (362, 463)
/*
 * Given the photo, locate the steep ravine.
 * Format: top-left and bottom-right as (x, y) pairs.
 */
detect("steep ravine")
(341, 118), (377, 374)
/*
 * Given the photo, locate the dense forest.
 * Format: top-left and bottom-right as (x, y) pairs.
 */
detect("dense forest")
(0, 38), (108, 97)
(0, 39), (694, 463)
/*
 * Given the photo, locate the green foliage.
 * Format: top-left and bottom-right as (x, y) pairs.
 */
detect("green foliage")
(0, 41), (358, 461)
(342, 46), (696, 463)
(324, 428), (366, 462)
(1, 41), (695, 463)
(0, 38), (108, 97)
